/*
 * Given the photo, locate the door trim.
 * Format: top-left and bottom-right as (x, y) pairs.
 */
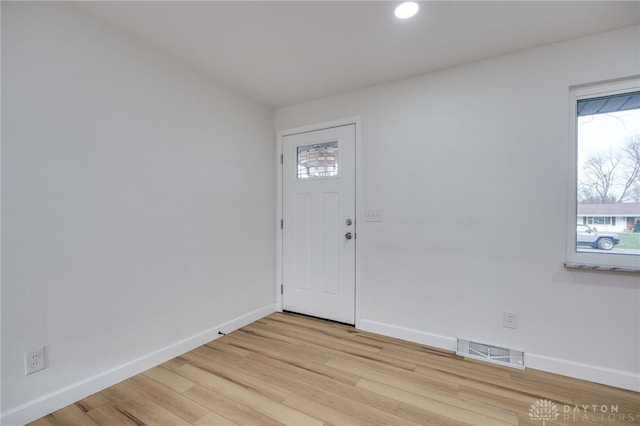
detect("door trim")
(276, 117), (362, 328)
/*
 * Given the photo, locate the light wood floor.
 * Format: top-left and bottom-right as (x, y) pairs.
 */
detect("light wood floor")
(30, 312), (639, 425)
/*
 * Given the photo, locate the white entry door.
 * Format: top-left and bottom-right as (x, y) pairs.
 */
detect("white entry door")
(282, 124), (356, 324)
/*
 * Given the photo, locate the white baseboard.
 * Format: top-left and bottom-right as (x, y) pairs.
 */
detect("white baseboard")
(359, 319), (457, 352)
(526, 353), (640, 392)
(359, 318), (639, 392)
(1, 303), (277, 426)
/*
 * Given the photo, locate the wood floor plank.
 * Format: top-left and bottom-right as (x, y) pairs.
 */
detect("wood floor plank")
(266, 312), (360, 338)
(142, 365), (197, 394)
(458, 383), (536, 414)
(209, 336), (363, 387)
(73, 392), (110, 413)
(116, 395), (192, 426)
(382, 345), (514, 380)
(326, 356), (460, 395)
(251, 316), (383, 353)
(410, 353), (517, 386)
(282, 392), (378, 426)
(414, 364), (575, 403)
(329, 357), (519, 424)
(352, 330), (448, 354)
(174, 362), (292, 402)
(184, 385), (283, 426)
(204, 339), (252, 357)
(158, 357), (188, 371)
(237, 321), (418, 373)
(246, 352), (400, 413)
(177, 365), (324, 426)
(357, 377), (517, 426)
(97, 382), (140, 406)
(46, 404), (100, 426)
(85, 403), (142, 426)
(415, 365), (541, 406)
(223, 330), (332, 365)
(193, 411), (241, 426)
(31, 312), (640, 426)
(395, 401), (479, 426)
(122, 374), (210, 423)
(259, 371), (421, 426)
(242, 321), (381, 363)
(249, 322), (420, 372)
(26, 417), (55, 426)
(185, 345), (264, 378)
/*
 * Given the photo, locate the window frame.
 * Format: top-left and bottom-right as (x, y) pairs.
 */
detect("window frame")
(566, 77), (640, 272)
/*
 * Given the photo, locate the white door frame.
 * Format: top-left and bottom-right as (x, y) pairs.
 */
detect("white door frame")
(276, 117), (362, 327)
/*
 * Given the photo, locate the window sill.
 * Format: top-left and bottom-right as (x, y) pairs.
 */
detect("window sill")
(564, 262), (640, 273)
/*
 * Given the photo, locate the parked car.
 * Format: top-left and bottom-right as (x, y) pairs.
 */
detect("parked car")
(576, 224), (620, 250)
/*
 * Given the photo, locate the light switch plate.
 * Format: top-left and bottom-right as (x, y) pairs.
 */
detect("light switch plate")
(503, 311), (518, 329)
(365, 209), (384, 222)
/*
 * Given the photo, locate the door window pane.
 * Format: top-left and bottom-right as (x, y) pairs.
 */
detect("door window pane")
(297, 141), (338, 179)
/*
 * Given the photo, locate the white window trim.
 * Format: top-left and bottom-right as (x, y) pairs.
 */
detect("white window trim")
(566, 77), (640, 272)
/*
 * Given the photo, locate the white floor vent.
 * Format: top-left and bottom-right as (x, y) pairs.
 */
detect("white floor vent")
(456, 338), (525, 369)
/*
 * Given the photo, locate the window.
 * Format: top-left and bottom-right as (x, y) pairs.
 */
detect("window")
(567, 78), (640, 271)
(583, 217), (614, 226)
(297, 141), (339, 179)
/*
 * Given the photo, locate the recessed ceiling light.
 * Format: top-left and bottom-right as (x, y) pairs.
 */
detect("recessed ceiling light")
(395, 2), (419, 19)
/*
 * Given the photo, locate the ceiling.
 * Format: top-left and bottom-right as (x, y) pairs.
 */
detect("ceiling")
(72, 1), (640, 108)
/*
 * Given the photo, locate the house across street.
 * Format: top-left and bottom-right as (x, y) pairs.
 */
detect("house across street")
(577, 203), (640, 233)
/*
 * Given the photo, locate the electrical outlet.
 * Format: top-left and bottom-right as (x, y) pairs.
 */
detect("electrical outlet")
(365, 209), (384, 222)
(25, 347), (46, 375)
(503, 311), (518, 329)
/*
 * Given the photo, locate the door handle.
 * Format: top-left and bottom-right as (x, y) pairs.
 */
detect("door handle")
(345, 232), (353, 240)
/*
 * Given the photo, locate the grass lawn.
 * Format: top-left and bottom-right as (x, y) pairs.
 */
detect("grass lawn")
(617, 233), (640, 250)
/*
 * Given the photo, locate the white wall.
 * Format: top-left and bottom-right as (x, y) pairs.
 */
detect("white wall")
(1, 2), (275, 423)
(277, 25), (640, 391)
